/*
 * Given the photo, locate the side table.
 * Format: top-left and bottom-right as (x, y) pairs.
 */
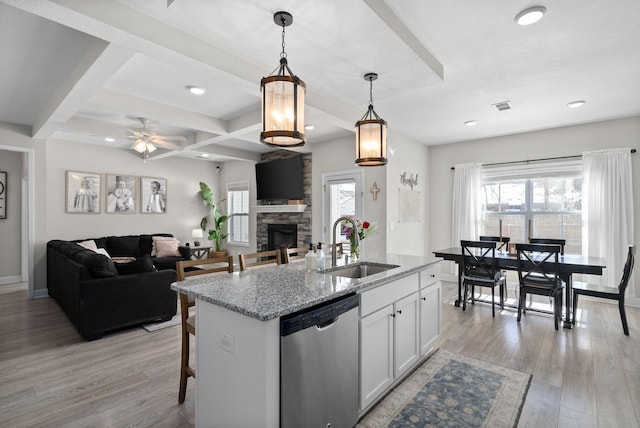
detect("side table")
(189, 246), (212, 260)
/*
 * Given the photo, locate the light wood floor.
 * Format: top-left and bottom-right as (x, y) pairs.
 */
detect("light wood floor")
(0, 281), (638, 427)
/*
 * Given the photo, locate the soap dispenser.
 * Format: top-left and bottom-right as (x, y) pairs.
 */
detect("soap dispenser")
(316, 242), (325, 270)
(305, 243), (317, 271)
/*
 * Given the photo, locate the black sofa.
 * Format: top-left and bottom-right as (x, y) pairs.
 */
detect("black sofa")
(47, 233), (190, 340)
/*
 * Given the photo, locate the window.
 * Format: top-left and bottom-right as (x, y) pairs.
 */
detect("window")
(481, 161), (583, 254)
(322, 171), (363, 247)
(227, 182), (249, 244)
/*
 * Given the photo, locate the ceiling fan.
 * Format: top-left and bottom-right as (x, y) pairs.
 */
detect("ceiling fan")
(128, 118), (186, 159)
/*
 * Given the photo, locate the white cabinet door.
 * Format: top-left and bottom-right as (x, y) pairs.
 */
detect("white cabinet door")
(420, 281), (441, 356)
(360, 304), (394, 410)
(393, 292), (419, 378)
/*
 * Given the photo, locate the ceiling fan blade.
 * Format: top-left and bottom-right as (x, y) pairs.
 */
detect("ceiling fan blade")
(152, 135), (186, 141)
(152, 140), (184, 150)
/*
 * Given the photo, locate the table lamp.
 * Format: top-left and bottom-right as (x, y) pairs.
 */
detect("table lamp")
(192, 228), (204, 246)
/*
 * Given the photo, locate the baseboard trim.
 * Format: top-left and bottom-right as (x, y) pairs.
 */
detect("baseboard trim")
(33, 289), (50, 299)
(0, 275), (22, 285)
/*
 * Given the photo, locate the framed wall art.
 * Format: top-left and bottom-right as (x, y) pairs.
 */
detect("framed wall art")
(141, 176), (167, 213)
(65, 171), (101, 214)
(105, 174), (137, 214)
(0, 171), (6, 219)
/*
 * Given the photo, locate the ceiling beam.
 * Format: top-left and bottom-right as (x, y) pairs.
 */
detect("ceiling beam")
(363, 0), (444, 81)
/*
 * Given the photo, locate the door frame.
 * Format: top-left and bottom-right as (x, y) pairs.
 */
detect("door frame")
(322, 169), (364, 243)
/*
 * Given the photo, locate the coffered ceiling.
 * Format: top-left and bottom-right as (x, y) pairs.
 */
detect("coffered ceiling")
(1, 0), (639, 162)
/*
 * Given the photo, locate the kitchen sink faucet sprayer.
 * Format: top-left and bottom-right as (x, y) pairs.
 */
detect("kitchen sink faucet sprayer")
(332, 216), (359, 267)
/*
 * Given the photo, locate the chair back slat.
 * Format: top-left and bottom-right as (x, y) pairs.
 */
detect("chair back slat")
(239, 250), (281, 271)
(529, 238), (566, 255)
(176, 256), (234, 281)
(619, 245), (635, 294)
(285, 246), (309, 263)
(515, 243), (562, 289)
(461, 240), (499, 280)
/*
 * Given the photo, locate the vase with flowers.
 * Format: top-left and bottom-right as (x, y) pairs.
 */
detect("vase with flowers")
(342, 218), (376, 261)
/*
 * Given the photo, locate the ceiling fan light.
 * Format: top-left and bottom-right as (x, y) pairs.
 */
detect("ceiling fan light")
(146, 143), (157, 153)
(260, 11), (306, 147)
(133, 140), (147, 153)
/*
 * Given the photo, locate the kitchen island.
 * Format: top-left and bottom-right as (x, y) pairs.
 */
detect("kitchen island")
(171, 253), (441, 428)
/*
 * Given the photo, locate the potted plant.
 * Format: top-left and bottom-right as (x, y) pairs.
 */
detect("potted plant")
(199, 182), (229, 256)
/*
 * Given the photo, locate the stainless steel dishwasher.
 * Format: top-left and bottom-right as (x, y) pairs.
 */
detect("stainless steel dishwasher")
(280, 293), (360, 428)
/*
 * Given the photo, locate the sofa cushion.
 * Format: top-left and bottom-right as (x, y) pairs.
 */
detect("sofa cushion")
(152, 256), (183, 271)
(107, 235), (141, 257)
(74, 249), (118, 278)
(115, 255), (156, 276)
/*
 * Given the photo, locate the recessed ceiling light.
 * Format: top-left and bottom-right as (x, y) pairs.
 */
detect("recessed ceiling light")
(515, 6), (546, 25)
(197, 153), (210, 159)
(104, 137), (115, 142)
(567, 100), (586, 108)
(304, 124), (314, 130)
(187, 85), (206, 95)
(464, 120), (478, 126)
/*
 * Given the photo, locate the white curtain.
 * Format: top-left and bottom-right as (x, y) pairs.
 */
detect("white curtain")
(583, 148), (634, 290)
(451, 162), (482, 247)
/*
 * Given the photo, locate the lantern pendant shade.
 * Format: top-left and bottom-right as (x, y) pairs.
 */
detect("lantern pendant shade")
(260, 11), (306, 147)
(355, 73), (387, 167)
(260, 65), (306, 147)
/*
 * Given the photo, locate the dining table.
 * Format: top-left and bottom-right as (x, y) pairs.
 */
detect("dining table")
(432, 246), (606, 329)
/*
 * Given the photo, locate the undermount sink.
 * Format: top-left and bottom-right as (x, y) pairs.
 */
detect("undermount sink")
(323, 262), (400, 279)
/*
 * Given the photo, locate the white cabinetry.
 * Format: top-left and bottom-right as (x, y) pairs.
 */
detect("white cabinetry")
(359, 273), (419, 410)
(419, 264), (441, 356)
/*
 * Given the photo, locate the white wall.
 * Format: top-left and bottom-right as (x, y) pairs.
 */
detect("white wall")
(0, 149), (24, 280)
(429, 116), (640, 298)
(386, 132), (429, 256)
(45, 139), (218, 245)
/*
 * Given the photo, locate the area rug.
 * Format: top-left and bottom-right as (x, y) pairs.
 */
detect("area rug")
(357, 349), (531, 428)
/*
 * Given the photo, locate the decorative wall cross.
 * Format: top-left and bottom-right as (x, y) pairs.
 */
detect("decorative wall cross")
(400, 172), (418, 190)
(370, 182), (380, 201)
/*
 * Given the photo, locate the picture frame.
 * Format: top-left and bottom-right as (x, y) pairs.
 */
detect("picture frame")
(65, 171), (101, 214)
(0, 171), (7, 219)
(105, 174), (137, 214)
(141, 176), (167, 213)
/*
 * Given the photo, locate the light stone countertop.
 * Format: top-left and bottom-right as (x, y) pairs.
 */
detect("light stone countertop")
(170, 253), (441, 321)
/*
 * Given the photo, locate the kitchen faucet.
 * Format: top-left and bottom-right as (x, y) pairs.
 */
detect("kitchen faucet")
(332, 216), (359, 267)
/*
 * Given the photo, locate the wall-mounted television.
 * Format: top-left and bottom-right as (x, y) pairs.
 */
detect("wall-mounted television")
(255, 155), (305, 201)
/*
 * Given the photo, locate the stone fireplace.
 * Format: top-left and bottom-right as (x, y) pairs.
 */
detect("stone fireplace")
(266, 224), (298, 257)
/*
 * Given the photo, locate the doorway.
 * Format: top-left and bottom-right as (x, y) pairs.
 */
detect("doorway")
(323, 170), (363, 246)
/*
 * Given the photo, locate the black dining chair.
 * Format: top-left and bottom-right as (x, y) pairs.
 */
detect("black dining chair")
(461, 240), (506, 317)
(572, 245), (634, 335)
(515, 243), (565, 330)
(479, 235), (510, 252)
(529, 238), (566, 255)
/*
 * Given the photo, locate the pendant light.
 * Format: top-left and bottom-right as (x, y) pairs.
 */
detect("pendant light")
(355, 73), (387, 167)
(260, 11), (306, 147)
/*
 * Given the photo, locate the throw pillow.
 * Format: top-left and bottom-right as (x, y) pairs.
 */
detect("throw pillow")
(77, 240), (98, 251)
(112, 256), (137, 264)
(115, 255), (156, 275)
(154, 238), (181, 257)
(152, 236), (180, 256)
(94, 248), (111, 258)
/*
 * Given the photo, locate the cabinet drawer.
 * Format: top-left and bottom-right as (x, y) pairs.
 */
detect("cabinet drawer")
(360, 273), (419, 317)
(419, 264), (439, 289)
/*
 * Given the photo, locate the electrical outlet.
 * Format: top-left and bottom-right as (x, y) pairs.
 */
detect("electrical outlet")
(220, 332), (234, 353)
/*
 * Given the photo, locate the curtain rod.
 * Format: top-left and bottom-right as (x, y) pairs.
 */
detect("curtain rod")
(450, 149), (636, 170)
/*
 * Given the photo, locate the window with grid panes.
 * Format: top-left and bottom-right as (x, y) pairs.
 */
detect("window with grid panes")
(481, 161), (583, 254)
(227, 182), (249, 244)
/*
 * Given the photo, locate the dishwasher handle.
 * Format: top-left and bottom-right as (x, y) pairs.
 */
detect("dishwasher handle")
(316, 317), (338, 330)
(281, 294), (359, 336)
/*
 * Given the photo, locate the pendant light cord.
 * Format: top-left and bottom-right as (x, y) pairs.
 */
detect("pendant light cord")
(280, 20), (287, 59)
